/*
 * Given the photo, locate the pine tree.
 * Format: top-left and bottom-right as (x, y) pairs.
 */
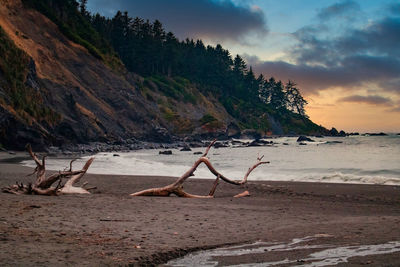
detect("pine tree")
(285, 81), (308, 117)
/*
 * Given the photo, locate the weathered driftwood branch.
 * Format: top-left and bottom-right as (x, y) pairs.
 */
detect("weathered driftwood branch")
(233, 190), (250, 198)
(131, 140), (269, 198)
(2, 144), (95, 195)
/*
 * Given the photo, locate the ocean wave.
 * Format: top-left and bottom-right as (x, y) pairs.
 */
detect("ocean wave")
(21, 138), (400, 187)
(316, 173), (400, 185)
(22, 154), (400, 186)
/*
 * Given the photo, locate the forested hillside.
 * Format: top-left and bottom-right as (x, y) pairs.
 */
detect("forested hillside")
(30, 0), (316, 131)
(0, 0), (330, 150)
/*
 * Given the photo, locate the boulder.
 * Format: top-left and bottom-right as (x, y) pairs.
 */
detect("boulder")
(297, 136), (314, 142)
(225, 122), (241, 138)
(147, 127), (172, 143)
(347, 132), (359, 136)
(247, 139), (273, 147)
(329, 128), (346, 137)
(159, 150), (172, 155)
(325, 141), (343, 144)
(180, 144), (192, 151)
(368, 132), (387, 136)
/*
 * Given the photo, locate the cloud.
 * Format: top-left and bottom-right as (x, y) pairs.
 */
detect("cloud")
(291, 17), (400, 66)
(336, 17), (400, 57)
(379, 79), (400, 93)
(244, 56), (352, 93)
(244, 5), (400, 97)
(337, 95), (393, 105)
(317, 0), (361, 21)
(244, 54), (400, 95)
(388, 3), (400, 15)
(87, 0), (268, 42)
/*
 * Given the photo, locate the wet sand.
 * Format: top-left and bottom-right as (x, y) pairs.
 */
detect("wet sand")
(1, 161), (400, 266)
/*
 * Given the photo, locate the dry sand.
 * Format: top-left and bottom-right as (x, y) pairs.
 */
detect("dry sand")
(1, 159), (400, 266)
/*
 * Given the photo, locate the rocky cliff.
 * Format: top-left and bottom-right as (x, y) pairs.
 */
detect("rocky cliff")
(0, 0), (235, 150)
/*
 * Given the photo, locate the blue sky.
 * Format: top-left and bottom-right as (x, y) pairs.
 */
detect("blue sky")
(88, 0), (400, 132)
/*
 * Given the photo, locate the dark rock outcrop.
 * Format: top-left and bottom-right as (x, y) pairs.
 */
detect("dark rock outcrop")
(368, 132), (387, 136)
(347, 132), (359, 136)
(225, 122), (240, 138)
(180, 144), (192, 151)
(248, 139), (273, 147)
(329, 128), (346, 137)
(325, 141), (343, 144)
(267, 114), (284, 135)
(0, 106), (49, 151)
(146, 127), (172, 143)
(159, 150), (172, 155)
(297, 136), (314, 142)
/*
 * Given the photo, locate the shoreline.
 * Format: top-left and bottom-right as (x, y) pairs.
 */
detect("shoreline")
(5, 150), (400, 188)
(3, 133), (394, 155)
(1, 162), (400, 265)
(4, 136), (400, 188)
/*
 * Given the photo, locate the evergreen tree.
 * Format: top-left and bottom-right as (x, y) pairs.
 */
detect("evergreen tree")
(79, 0), (88, 17)
(233, 54), (247, 76)
(285, 81), (308, 117)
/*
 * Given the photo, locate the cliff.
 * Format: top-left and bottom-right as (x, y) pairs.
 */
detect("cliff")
(0, 0), (235, 150)
(0, 0), (328, 151)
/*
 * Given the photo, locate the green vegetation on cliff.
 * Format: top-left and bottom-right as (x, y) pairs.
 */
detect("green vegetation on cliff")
(0, 25), (59, 125)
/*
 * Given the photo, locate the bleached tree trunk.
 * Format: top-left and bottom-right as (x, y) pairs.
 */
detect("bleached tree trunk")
(131, 140), (269, 198)
(2, 144), (95, 195)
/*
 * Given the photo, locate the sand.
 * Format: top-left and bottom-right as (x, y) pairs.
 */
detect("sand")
(1, 159), (400, 266)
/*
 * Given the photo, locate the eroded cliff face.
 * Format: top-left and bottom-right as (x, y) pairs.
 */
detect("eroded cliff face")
(0, 1), (232, 150)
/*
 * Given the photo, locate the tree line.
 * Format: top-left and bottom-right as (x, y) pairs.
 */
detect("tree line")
(87, 7), (308, 117)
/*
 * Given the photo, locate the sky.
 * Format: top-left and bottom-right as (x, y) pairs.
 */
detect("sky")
(87, 0), (400, 133)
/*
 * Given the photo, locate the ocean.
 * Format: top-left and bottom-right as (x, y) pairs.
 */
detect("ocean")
(22, 135), (400, 186)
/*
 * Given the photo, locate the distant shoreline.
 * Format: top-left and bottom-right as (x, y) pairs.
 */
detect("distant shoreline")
(2, 132), (399, 154)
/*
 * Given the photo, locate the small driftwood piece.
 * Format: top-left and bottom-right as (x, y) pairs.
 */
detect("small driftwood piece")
(234, 190), (250, 198)
(131, 140), (269, 198)
(2, 144), (95, 195)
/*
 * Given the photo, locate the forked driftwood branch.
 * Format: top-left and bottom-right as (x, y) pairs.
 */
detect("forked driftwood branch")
(2, 144), (95, 195)
(130, 140), (269, 198)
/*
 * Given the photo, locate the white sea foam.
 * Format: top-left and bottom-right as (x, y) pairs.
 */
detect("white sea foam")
(21, 135), (400, 185)
(167, 235), (400, 267)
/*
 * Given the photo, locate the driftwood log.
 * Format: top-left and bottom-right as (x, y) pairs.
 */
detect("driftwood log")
(131, 140), (269, 198)
(2, 144), (95, 195)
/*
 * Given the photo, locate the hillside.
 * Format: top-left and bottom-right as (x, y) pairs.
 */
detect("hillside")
(0, 0), (328, 151)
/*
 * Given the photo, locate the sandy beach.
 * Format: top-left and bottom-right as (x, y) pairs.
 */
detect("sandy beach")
(1, 159), (400, 266)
